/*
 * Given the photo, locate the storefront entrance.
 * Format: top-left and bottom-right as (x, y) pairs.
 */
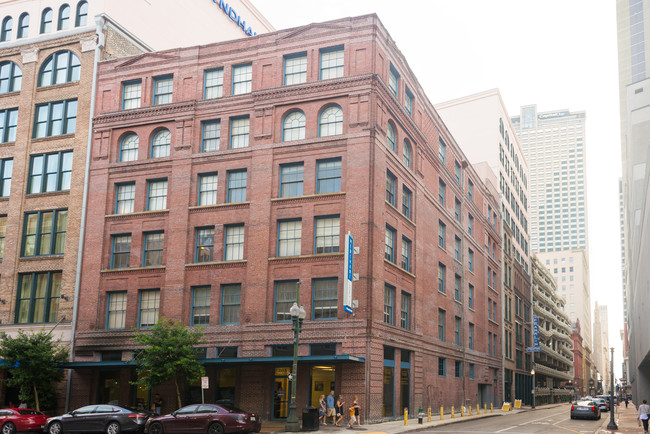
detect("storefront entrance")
(273, 367), (291, 419)
(309, 366), (336, 407)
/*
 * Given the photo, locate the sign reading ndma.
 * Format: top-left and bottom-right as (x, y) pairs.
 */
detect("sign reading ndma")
(211, 0), (257, 36)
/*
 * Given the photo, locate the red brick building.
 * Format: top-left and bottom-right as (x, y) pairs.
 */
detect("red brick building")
(71, 14), (502, 421)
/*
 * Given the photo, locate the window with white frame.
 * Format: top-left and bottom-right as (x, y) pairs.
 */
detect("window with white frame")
(284, 53), (307, 85)
(280, 163), (303, 197)
(283, 111), (305, 141)
(320, 46), (344, 79)
(315, 216), (340, 254)
(153, 75), (173, 105)
(115, 183), (135, 214)
(221, 284), (241, 324)
(147, 179), (168, 210)
(227, 170), (246, 202)
(232, 63), (252, 95)
(278, 219), (301, 257)
(389, 63), (399, 97)
(202, 120), (220, 152)
(204, 68), (224, 99)
(230, 116), (249, 148)
(143, 232), (164, 267)
(224, 224), (244, 261)
(139, 289), (160, 328)
(122, 80), (141, 109)
(198, 173), (218, 206)
(191, 286), (211, 326)
(316, 158), (341, 194)
(107, 292), (127, 329)
(313, 278), (337, 319)
(120, 134), (138, 162)
(151, 129), (170, 158)
(319, 106), (342, 136)
(195, 227), (214, 263)
(387, 122), (396, 152)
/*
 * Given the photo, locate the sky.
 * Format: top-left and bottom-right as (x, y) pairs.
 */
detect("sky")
(252, 1), (624, 377)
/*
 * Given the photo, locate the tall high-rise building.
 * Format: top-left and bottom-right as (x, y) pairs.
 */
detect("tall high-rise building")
(617, 0), (650, 402)
(511, 107), (593, 355)
(593, 303), (610, 391)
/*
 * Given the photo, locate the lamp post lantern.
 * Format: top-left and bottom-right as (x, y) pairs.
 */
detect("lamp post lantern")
(606, 347), (618, 430)
(285, 300), (306, 432)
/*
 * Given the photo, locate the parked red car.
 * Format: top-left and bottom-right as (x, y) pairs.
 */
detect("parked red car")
(145, 403), (261, 434)
(0, 408), (47, 434)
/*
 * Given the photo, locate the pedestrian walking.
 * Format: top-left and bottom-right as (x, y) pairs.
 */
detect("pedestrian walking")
(153, 393), (163, 415)
(319, 394), (327, 425)
(335, 396), (345, 427)
(625, 396), (629, 408)
(638, 399), (650, 433)
(327, 390), (336, 424)
(347, 396), (360, 428)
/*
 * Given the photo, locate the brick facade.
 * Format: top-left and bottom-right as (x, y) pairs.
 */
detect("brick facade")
(72, 15), (502, 421)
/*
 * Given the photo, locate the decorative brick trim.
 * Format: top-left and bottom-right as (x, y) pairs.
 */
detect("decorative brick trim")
(100, 266), (166, 275)
(188, 202), (250, 214)
(185, 260), (247, 270)
(105, 210), (169, 221)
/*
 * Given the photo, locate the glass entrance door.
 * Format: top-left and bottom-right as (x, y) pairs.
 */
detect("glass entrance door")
(273, 367), (291, 419)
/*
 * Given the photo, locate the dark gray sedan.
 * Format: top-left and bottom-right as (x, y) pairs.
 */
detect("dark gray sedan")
(46, 404), (150, 434)
(570, 400), (601, 420)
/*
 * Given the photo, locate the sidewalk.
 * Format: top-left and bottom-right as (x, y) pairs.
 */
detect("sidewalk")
(599, 402), (648, 433)
(261, 403), (563, 434)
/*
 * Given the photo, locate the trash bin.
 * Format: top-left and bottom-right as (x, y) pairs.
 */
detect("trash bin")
(302, 406), (319, 431)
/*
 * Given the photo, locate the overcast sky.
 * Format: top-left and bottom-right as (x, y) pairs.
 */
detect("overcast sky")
(252, 1), (623, 377)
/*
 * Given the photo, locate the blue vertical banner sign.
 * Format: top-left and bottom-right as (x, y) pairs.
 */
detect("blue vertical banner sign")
(533, 315), (539, 347)
(343, 232), (353, 314)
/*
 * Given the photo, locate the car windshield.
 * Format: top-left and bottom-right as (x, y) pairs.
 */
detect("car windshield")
(218, 404), (247, 414)
(18, 410), (43, 415)
(576, 401), (594, 406)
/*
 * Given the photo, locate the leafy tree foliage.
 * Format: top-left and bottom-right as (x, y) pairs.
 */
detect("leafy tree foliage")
(0, 330), (68, 411)
(131, 318), (205, 409)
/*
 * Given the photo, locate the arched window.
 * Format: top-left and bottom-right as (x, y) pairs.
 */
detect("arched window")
(120, 134), (139, 162)
(38, 50), (80, 87)
(282, 111), (305, 141)
(0, 61), (22, 93)
(403, 139), (412, 168)
(1, 17), (13, 42)
(40, 8), (53, 34)
(319, 105), (343, 137)
(58, 4), (70, 30)
(75, 1), (88, 27)
(17, 13), (29, 39)
(151, 129), (171, 158)
(387, 121), (396, 152)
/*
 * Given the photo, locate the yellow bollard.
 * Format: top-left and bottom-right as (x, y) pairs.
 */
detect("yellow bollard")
(404, 409), (408, 426)
(427, 407), (431, 422)
(491, 403), (493, 413)
(440, 406), (443, 420)
(461, 405), (465, 417)
(477, 404), (479, 415)
(469, 405), (472, 416)
(451, 406), (454, 418)
(484, 403), (487, 414)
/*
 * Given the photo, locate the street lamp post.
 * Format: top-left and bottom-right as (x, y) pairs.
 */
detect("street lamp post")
(531, 367), (535, 409)
(607, 347), (618, 430)
(285, 301), (306, 432)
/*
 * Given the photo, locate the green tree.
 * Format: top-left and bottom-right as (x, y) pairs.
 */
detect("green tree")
(0, 330), (68, 411)
(131, 318), (205, 409)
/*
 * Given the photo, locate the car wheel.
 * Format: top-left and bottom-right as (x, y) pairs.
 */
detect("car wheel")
(208, 422), (224, 434)
(149, 422), (164, 434)
(106, 421), (121, 434)
(1, 422), (16, 434)
(48, 421), (63, 434)
(570, 415), (574, 419)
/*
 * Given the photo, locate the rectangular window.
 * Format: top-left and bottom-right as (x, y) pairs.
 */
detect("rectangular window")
(147, 179), (168, 210)
(33, 99), (77, 138)
(198, 173), (218, 206)
(221, 284), (241, 324)
(278, 219), (302, 257)
(0, 108), (18, 143)
(384, 225), (395, 262)
(139, 289), (160, 328)
(115, 183), (135, 214)
(122, 80), (141, 109)
(455, 161), (461, 184)
(438, 357), (446, 376)
(153, 75), (173, 105)
(438, 138), (446, 163)
(438, 309), (445, 341)
(0, 158), (11, 197)
(388, 63), (399, 97)
(15, 271), (62, 324)
(232, 63), (252, 95)
(191, 286), (211, 326)
(455, 360), (463, 378)
(454, 275), (461, 301)
(111, 234), (131, 269)
(439, 179), (446, 205)
(315, 216), (340, 254)
(22, 209), (67, 256)
(469, 364), (475, 380)
(316, 158), (341, 193)
(386, 171), (396, 205)
(195, 227), (214, 263)
(438, 262), (446, 293)
(488, 332), (492, 355)
(201, 120), (221, 152)
(438, 220), (446, 248)
(284, 53), (307, 85)
(469, 323), (474, 349)
(400, 292), (410, 330)
(0, 215), (6, 259)
(143, 232), (164, 267)
(106, 292), (127, 329)
(275, 281), (297, 321)
(401, 237), (411, 272)
(280, 163), (304, 197)
(227, 170), (247, 202)
(313, 278), (337, 319)
(320, 46), (344, 79)
(230, 116), (250, 149)
(404, 86), (413, 115)
(468, 284), (474, 309)
(454, 236), (461, 261)
(468, 249), (474, 271)
(455, 198), (461, 221)
(402, 186), (412, 218)
(468, 213), (474, 236)
(454, 316), (461, 345)
(28, 151), (73, 194)
(204, 68), (223, 99)
(488, 297), (492, 320)
(384, 283), (394, 325)
(224, 224), (244, 261)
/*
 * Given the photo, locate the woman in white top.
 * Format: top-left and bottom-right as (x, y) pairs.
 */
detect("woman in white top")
(638, 399), (650, 433)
